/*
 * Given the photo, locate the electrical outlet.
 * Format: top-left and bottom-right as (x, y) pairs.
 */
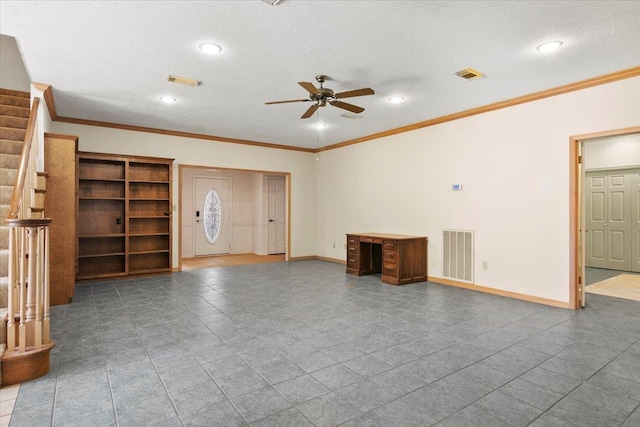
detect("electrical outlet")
(432, 259), (436, 266)
(333, 242), (336, 248)
(482, 261), (488, 270)
(116, 218), (122, 225)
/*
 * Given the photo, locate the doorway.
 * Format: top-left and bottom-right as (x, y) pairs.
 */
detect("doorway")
(179, 165), (291, 271)
(194, 177), (231, 256)
(571, 127), (640, 308)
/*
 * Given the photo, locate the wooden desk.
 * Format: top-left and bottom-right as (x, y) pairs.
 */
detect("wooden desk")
(346, 233), (428, 285)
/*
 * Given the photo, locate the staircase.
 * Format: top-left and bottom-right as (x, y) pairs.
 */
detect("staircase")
(0, 88), (53, 386)
(0, 88), (31, 384)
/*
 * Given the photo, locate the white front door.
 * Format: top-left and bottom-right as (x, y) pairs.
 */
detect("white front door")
(267, 177), (286, 254)
(194, 177), (231, 256)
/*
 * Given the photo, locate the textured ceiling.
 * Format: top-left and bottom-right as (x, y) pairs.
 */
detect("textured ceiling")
(1, 1), (639, 149)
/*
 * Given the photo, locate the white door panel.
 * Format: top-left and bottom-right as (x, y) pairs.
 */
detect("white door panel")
(586, 169), (636, 271)
(633, 170), (640, 272)
(267, 177), (286, 254)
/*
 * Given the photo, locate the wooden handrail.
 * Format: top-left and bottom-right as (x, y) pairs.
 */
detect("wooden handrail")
(7, 97), (40, 219)
(5, 218), (52, 228)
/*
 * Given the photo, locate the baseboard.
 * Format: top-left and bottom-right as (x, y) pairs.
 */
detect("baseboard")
(289, 255), (346, 264)
(427, 276), (573, 309)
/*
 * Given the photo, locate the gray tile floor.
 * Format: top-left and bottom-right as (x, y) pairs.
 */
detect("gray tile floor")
(585, 267), (640, 286)
(10, 260), (640, 426)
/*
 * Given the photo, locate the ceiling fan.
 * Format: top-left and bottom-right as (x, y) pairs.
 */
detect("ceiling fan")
(265, 75), (375, 119)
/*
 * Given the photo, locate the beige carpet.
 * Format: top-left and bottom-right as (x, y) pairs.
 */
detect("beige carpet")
(586, 273), (640, 302)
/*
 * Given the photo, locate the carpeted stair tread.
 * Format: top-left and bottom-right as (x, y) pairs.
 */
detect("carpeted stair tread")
(0, 186), (12, 205)
(0, 105), (30, 119)
(0, 227), (7, 249)
(0, 115), (29, 129)
(0, 168), (17, 186)
(0, 140), (24, 155)
(0, 248), (7, 277)
(0, 126), (26, 141)
(0, 88), (30, 98)
(0, 94), (30, 109)
(0, 153), (20, 169)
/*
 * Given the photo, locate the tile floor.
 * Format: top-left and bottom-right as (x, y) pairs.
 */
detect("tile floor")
(8, 260), (640, 426)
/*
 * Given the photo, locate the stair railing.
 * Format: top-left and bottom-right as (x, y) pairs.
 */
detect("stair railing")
(4, 96), (52, 356)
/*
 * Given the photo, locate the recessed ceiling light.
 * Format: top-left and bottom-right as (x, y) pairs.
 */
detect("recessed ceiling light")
(314, 123), (326, 129)
(536, 40), (563, 52)
(199, 43), (222, 54)
(388, 96), (405, 104)
(160, 96), (176, 104)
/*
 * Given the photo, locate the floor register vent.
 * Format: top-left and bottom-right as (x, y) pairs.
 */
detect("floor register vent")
(443, 229), (474, 283)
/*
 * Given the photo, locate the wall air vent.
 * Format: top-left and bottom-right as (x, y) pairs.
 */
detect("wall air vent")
(261, 0), (281, 5)
(443, 229), (474, 282)
(339, 113), (362, 119)
(455, 68), (483, 80)
(166, 75), (201, 87)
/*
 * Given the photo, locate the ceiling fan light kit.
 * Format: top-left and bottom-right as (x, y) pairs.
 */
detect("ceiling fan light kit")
(266, 74), (375, 119)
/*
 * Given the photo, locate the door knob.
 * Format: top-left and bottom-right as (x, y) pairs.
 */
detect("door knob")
(269, 219), (275, 222)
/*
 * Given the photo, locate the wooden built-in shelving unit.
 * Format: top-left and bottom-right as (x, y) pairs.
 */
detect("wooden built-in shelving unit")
(76, 153), (173, 280)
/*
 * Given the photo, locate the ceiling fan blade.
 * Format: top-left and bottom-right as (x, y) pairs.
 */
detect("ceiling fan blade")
(330, 100), (365, 114)
(301, 103), (319, 119)
(298, 81), (321, 95)
(265, 99), (310, 105)
(334, 88), (375, 99)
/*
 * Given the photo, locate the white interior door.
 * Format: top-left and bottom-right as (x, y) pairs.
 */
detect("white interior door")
(267, 177), (286, 254)
(606, 172), (632, 270)
(585, 171), (607, 268)
(585, 170), (634, 270)
(194, 177), (231, 256)
(632, 169), (640, 272)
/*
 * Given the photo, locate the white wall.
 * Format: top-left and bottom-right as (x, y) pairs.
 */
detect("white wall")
(50, 122), (317, 267)
(315, 77), (640, 304)
(0, 34), (30, 91)
(181, 167), (270, 257)
(583, 133), (640, 170)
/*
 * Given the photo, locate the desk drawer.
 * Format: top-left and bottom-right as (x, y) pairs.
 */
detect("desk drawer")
(383, 249), (397, 262)
(383, 240), (398, 250)
(383, 261), (398, 277)
(347, 256), (358, 267)
(346, 236), (358, 245)
(360, 236), (383, 244)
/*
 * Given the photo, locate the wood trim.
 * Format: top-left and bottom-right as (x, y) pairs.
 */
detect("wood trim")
(314, 255), (346, 264)
(569, 126), (640, 310)
(318, 66), (640, 153)
(428, 276), (573, 309)
(289, 256), (316, 261)
(54, 115), (315, 153)
(33, 82), (58, 120)
(44, 132), (79, 153)
(286, 174), (291, 261)
(0, 342), (55, 387)
(5, 218), (52, 227)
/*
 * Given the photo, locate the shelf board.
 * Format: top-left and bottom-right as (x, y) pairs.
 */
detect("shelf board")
(129, 198), (170, 201)
(79, 178), (125, 182)
(129, 250), (170, 255)
(129, 268), (171, 275)
(79, 197), (125, 201)
(130, 233), (170, 237)
(79, 252), (125, 259)
(129, 180), (169, 184)
(77, 272), (127, 280)
(129, 216), (170, 219)
(79, 233), (125, 239)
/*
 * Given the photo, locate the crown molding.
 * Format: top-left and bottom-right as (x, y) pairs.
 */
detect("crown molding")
(38, 65), (640, 154)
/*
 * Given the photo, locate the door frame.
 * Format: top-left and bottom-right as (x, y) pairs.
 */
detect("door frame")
(193, 175), (232, 257)
(570, 125), (640, 309)
(178, 164), (291, 271)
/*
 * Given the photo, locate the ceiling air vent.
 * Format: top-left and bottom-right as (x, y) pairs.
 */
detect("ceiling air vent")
(261, 0), (281, 5)
(340, 113), (362, 119)
(455, 68), (483, 80)
(166, 75), (201, 87)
